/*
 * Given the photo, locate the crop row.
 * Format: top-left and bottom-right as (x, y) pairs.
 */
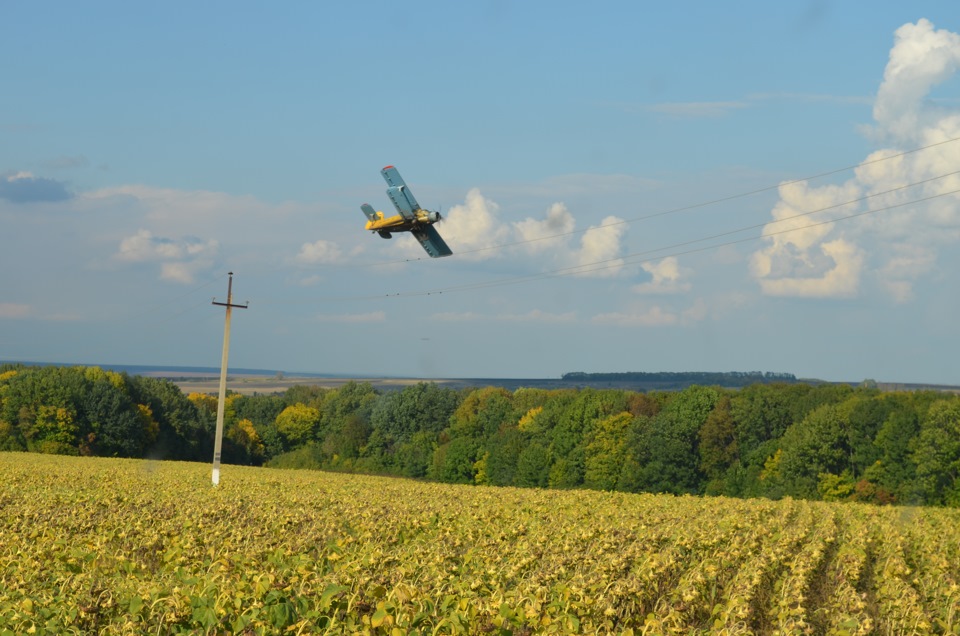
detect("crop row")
(1, 453), (959, 634)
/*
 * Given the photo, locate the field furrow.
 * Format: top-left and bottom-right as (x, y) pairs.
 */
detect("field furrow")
(2, 453), (959, 635)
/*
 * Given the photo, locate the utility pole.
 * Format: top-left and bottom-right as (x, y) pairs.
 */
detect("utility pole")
(211, 272), (248, 486)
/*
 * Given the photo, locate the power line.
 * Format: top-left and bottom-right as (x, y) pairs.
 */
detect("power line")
(256, 172), (960, 303)
(345, 134), (960, 268)
(436, 186), (960, 291)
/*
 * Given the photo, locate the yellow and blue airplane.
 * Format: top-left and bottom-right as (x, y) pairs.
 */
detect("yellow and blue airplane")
(361, 165), (453, 258)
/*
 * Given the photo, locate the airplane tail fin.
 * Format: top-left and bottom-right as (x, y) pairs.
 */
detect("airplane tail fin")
(361, 203), (378, 221)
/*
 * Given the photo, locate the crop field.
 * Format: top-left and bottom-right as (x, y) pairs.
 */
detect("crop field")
(1, 453), (959, 635)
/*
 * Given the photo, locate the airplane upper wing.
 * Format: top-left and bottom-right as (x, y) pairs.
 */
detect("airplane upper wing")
(381, 165), (420, 220)
(411, 224), (453, 258)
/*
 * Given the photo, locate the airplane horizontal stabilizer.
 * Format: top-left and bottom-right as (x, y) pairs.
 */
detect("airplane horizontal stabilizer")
(361, 203), (378, 221)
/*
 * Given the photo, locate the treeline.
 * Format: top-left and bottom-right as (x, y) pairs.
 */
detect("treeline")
(561, 370), (800, 388)
(2, 364), (959, 506)
(0, 365), (218, 461)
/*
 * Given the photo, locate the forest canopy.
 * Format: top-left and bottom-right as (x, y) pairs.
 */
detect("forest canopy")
(1, 364), (958, 506)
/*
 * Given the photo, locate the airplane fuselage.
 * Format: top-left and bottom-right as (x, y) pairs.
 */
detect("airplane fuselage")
(364, 209), (439, 233)
(360, 165), (453, 257)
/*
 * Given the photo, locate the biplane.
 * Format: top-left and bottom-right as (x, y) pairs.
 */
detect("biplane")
(361, 165), (453, 258)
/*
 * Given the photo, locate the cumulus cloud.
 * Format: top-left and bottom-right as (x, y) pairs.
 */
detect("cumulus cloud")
(753, 239), (864, 298)
(424, 188), (512, 258)
(0, 172), (71, 203)
(115, 229), (219, 284)
(117, 229), (218, 262)
(393, 187), (628, 278)
(575, 216), (627, 277)
(872, 19), (960, 143)
(514, 202), (575, 252)
(751, 18), (960, 299)
(296, 239), (342, 264)
(633, 257), (692, 294)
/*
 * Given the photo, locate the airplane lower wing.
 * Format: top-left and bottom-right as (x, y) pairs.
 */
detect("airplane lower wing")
(411, 224), (453, 258)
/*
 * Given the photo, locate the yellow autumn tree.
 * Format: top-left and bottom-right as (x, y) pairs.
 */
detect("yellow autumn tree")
(583, 412), (634, 491)
(227, 418), (265, 461)
(275, 404), (321, 446)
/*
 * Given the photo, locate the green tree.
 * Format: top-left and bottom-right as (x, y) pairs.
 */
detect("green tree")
(910, 399), (960, 505)
(128, 375), (210, 460)
(370, 383), (462, 440)
(628, 385), (719, 494)
(484, 426), (527, 486)
(318, 382), (377, 445)
(699, 396), (738, 483)
(730, 383), (799, 464)
(393, 430), (437, 478)
(325, 413), (370, 460)
(284, 384), (329, 408)
(776, 404), (850, 499)
(84, 378), (147, 457)
(429, 436), (481, 484)
(515, 442), (551, 488)
(449, 387), (514, 439)
(840, 392), (891, 476)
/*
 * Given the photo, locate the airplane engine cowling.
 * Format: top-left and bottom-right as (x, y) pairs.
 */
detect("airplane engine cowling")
(425, 211), (441, 223)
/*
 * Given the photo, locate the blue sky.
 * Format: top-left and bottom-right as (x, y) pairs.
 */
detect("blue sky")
(2, 2), (960, 383)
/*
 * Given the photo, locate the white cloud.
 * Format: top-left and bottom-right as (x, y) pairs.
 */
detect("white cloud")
(514, 202), (575, 252)
(296, 239), (342, 265)
(592, 306), (678, 327)
(877, 243), (937, 302)
(591, 299), (710, 327)
(751, 19), (960, 300)
(681, 299), (708, 323)
(575, 216), (627, 277)
(115, 229), (219, 284)
(424, 188), (511, 259)
(315, 311), (386, 323)
(430, 309), (576, 323)
(498, 309), (576, 323)
(117, 229), (219, 263)
(0, 171), (71, 202)
(633, 257), (692, 294)
(159, 261), (206, 285)
(872, 19), (960, 144)
(390, 188), (629, 279)
(752, 239), (864, 298)
(431, 311), (481, 322)
(0, 303), (31, 319)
